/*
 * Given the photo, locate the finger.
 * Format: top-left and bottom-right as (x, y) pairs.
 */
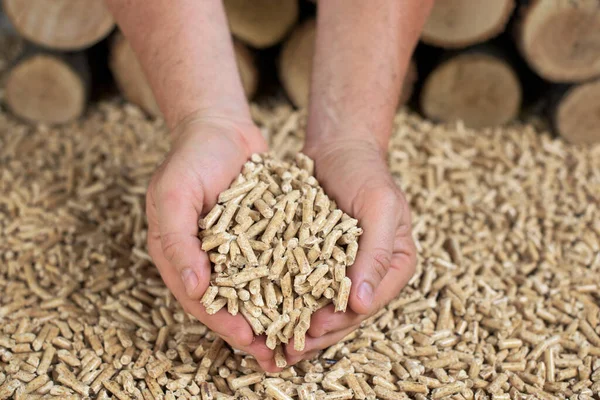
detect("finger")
(307, 304), (362, 338)
(372, 247), (416, 306)
(148, 221), (256, 350)
(224, 335), (281, 373)
(285, 324), (360, 364)
(309, 243), (416, 338)
(347, 189), (398, 314)
(285, 350), (320, 366)
(148, 173), (210, 299)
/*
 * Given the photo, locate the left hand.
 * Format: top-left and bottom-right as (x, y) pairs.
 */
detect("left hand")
(285, 137), (417, 364)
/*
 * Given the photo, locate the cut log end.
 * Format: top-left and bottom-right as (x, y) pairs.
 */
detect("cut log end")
(556, 79), (600, 145)
(5, 54), (88, 124)
(224, 0), (299, 48)
(3, 0), (115, 51)
(422, 0), (515, 48)
(280, 20), (416, 109)
(518, 0), (600, 83)
(420, 53), (522, 129)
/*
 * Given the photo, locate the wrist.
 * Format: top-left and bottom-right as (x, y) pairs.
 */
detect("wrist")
(305, 107), (392, 156)
(171, 108), (266, 158)
(303, 135), (387, 169)
(169, 104), (253, 137)
(304, 130), (388, 161)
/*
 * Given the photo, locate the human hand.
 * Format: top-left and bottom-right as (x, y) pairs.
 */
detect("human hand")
(286, 137), (417, 363)
(146, 112), (282, 371)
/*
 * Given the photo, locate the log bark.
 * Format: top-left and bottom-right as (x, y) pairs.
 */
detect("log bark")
(109, 33), (258, 118)
(422, 0), (515, 49)
(5, 49), (89, 124)
(223, 0), (299, 48)
(3, 0), (115, 51)
(553, 79), (600, 144)
(279, 20), (417, 109)
(516, 0), (600, 83)
(420, 49), (522, 128)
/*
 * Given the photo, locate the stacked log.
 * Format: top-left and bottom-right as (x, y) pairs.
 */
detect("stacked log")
(2, 0), (112, 124)
(516, 0), (600, 83)
(554, 79), (600, 145)
(0, 0), (598, 144)
(5, 50), (89, 124)
(421, 0), (515, 48)
(3, 0), (114, 51)
(420, 50), (522, 129)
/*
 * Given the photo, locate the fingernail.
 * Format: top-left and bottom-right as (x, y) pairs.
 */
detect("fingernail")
(181, 268), (198, 296)
(357, 282), (374, 308)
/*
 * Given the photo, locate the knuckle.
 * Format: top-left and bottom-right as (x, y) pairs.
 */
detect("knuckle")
(160, 232), (185, 265)
(157, 183), (183, 205)
(150, 165), (183, 203)
(147, 238), (160, 262)
(148, 166), (166, 197)
(370, 248), (392, 282)
(371, 185), (400, 209)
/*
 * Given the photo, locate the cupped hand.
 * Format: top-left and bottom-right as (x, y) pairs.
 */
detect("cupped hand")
(146, 112), (281, 371)
(286, 138), (417, 364)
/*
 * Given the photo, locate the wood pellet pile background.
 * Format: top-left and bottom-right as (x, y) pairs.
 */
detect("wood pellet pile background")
(0, 96), (599, 399)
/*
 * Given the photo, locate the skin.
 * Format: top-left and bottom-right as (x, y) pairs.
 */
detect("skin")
(105, 0), (433, 372)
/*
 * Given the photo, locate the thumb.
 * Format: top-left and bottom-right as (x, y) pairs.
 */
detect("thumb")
(147, 176), (210, 300)
(347, 188), (398, 314)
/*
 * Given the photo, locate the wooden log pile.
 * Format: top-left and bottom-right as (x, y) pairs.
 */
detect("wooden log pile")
(0, 0), (599, 144)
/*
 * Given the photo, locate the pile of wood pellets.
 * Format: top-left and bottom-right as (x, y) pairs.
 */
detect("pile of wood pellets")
(0, 98), (599, 400)
(198, 152), (360, 361)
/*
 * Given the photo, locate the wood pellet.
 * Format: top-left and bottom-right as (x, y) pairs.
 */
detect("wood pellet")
(198, 152), (362, 352)
(0, 100), (598, 399)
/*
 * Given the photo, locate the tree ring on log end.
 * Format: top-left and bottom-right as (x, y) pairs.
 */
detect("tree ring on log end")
(420, 53), (522, 129)
(6, 55), (86, 124)
(4, 0), (115, 51)
(422, 0), (515, 48)
(556, 79), (600, 145)
(519, 0), (600, 82)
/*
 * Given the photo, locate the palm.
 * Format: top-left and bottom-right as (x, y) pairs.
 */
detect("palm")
(285, 139), (416, 362)
(146, 118), (281, 371)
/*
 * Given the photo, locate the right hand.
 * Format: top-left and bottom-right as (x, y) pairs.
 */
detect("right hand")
(145, 111), (280, 371)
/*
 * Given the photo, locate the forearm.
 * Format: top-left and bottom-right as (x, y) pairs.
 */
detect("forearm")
(105, 0), (250, 131)
(306, 0), (433, 152)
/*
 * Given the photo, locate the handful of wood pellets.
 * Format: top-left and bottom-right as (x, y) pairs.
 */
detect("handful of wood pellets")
(197, 153), (361, 362)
